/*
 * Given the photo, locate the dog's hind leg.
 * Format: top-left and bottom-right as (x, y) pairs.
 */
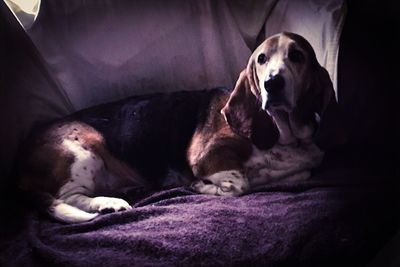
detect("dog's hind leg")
(49, 193), (131, 223)
(50, 138), (132, 223)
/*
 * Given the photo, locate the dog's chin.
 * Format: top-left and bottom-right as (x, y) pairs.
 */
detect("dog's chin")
(265, 100), (292, 113)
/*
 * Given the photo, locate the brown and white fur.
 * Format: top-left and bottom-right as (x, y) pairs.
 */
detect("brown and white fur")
(220, 32), (343, 188)
(17, 32), (340, 223)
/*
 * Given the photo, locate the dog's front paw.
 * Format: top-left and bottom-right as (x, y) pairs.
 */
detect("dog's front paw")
(89, 197), (132, 214)
(192, 170), (249, 197)
(191, 180), (218, 195)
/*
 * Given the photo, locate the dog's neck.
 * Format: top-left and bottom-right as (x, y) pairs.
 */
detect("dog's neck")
(268, 109), (315, 145)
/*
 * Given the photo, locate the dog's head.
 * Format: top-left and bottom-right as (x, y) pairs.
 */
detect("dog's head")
(222, 32), (345, 149)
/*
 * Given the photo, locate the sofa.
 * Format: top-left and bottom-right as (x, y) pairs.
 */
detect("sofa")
(0, 0), (398, 266)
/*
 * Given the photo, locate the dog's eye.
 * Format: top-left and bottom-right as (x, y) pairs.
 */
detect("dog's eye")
(257, 53), (268, 65)
(288, 49), (304, 63)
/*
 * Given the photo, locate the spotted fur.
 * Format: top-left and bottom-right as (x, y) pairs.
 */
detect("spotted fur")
(18, 33), (337, 223)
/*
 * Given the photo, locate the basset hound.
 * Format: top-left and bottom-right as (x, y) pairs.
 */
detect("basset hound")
(17, 32), (340, 223)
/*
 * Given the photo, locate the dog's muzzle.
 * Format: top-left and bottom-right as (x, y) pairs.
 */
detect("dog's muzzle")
(264, 74), (285, 106)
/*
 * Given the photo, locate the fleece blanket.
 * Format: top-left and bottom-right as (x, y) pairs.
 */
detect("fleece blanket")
(0, 167), (397, 267)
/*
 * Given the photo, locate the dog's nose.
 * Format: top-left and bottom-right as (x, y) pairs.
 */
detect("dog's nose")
(264, 75), (285, 93)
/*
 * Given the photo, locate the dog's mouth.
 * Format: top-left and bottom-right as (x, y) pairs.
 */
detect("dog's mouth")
(265, 93), (286, 108)
(260, 88), (290, 111)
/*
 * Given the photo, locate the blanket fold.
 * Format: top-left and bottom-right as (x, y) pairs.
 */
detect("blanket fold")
(0, 170), (397, 267)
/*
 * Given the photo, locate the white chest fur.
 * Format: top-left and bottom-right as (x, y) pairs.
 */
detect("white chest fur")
(244, 142), (324, 187)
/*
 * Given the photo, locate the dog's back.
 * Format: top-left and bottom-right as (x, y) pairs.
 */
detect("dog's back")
(17, 88), (232, 223)
(71, 88), (229, 185)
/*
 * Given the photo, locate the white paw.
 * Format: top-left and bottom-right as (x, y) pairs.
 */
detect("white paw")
(89, 197), (132, 214)
(192, 170), (249, 196)
(191, 180), (219, 195)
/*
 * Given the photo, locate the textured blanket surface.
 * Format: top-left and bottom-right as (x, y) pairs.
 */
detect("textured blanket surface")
(0, 168), (397, 267)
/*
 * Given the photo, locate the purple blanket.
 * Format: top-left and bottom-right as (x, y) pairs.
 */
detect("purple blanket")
(0, 168), (397, 267)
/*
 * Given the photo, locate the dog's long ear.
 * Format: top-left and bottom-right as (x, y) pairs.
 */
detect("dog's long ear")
(311, 66), (347, 150)
(246, 58), (261, 97)
(221, 70), (259, 139)
(311, 66), (335, 118)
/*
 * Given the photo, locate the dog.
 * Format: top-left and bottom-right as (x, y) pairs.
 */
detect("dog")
(17, 32), (339, 223)
(220, 31), (343, 187)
